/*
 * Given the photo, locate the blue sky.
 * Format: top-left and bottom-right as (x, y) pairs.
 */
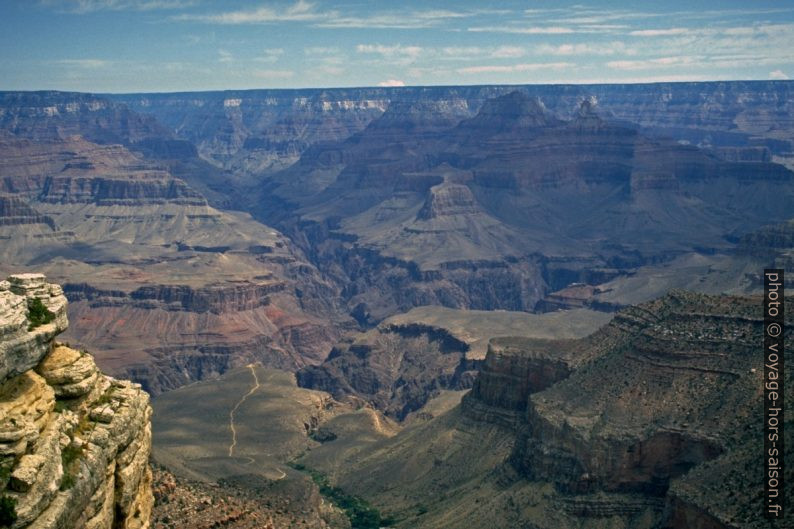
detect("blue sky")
(1, 0), (793, 92)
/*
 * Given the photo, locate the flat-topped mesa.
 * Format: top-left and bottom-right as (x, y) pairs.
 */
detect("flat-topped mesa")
(460, 301), (648, 427)
(463, 337), (574, 427)
(416, 183), (481, 220)
(0, 274), (153, 529)
(65, 280), (287, 315)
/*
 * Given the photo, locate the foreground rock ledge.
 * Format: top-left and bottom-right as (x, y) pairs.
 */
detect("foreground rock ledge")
(0, 273), (152, 529)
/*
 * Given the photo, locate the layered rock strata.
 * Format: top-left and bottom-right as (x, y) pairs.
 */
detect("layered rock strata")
(0, 273), (152, 529)
(459, 290), (793, 527)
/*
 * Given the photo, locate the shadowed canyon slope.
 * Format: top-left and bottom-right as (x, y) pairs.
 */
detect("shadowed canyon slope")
(309, 291), (793, 529)
(297, 306), (612, 420)
(252, 89), (793, 320)
(1, 83), (793, 394)
(146, 290), (793, 529)
(0, 93), (351, 394)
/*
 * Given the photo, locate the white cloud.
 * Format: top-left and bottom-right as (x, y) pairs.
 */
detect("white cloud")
(441, 46), (485, 57)
(175, 0), (327, 24)
(255, 48), (284, 63)
(546, 73), (735, 84)
(44, 0), (195, 12)
(356, 44), (423, 65)
(378, 79), (406, 87)
(468, 26), (574, 34)
(177, 5), (496, 29)
(629, 28), (691, 37)
(607, 56), (696, 70)
(304, 47), (341, 56)
(316, 8), (505, 29)
(491, 46), (525, 59)
(55, 58), (110, 68)
(315, 66), (345, 76)
(536, 42), (633, 56)
(438, 46), (526, 61)
(770, 69), (790, 80)
(253, 69), (295, 79)
(457, 62), (573, 74)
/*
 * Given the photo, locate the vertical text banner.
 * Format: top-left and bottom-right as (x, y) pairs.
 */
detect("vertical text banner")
(764, 269), (785, 520)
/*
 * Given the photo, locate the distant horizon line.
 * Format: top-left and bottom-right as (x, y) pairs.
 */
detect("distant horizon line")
(1, 78), (792, 96)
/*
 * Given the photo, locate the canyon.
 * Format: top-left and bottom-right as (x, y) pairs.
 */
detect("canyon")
(1, 84), (793, 388)
(1, 82), (793, 528)
(149, 289), (792, 528)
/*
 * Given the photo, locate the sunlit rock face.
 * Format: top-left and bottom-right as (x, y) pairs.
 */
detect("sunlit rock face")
(0, 274), (153, 529)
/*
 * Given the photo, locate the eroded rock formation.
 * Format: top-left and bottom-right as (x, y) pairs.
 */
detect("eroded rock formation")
(462, 291), (793, 527)
(0, 273), (152, 528)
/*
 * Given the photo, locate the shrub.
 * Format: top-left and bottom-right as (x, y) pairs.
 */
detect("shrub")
(290, 463), (389, 528)
(59, 472), (76, 491)
(0, 495), (17, 527)
(27, 298), (54, 331)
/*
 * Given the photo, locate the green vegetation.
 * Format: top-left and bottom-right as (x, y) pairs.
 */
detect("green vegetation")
(0, 495), (17, 527)
(60, 432), (88, 491)
(93, 386), (117, 407)
(288, 462), (396, 528)
(0, 465), (10, 489)
(59, 472), (76, 492)
(26, 297), (54, 331)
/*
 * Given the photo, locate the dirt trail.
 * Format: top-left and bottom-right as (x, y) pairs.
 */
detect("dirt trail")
(228, 364), (261, 458)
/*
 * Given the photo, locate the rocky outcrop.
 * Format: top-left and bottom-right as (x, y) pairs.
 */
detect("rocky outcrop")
(0, 91), (168, 145)
(452, 291), (792, 527)
(38, 173), (206, 207)
(416, 183), (481, 220)
(0, 274), (152, 529)
(325, 292), (788, 529)
(463, 337), (572, 428)
(64, 281), (287, 315)
(0, 274), (68, 382)
(297, 322), (474, 420)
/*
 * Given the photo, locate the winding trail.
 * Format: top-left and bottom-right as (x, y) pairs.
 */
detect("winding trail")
(228, 364), (261, 458)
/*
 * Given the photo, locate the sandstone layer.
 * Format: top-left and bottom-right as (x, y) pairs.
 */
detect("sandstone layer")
(0, 273), (152, 529)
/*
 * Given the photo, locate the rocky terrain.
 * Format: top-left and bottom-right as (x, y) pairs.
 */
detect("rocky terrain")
(250, 90), (792, 321)
(150, 465), (349, 529)
(297, 306), (611, 420)
(0, 273), (152, 528)
(110, 81), (794, 178)
(0, 98), (350, 394)
(300, 291), (792, 529)
(151, 364), (399, 529)
(2, 85), (793, 394)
